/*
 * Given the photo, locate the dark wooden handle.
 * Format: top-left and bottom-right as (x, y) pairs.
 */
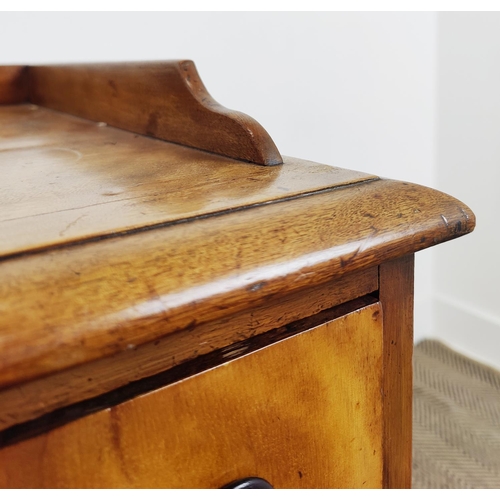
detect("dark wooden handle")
(221, 477), (274, 489)
(0, 61), (282, 166)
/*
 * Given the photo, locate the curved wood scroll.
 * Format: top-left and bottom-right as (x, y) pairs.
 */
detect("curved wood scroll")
(27, 61), (283, 166)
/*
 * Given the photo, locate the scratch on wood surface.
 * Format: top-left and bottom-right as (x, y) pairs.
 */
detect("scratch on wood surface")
(59, 214), (86, 236)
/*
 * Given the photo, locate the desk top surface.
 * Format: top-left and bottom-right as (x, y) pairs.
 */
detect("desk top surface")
(1, 104), (376, 260)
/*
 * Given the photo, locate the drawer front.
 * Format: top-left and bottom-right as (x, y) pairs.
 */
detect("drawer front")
(0, 302), (383, 488)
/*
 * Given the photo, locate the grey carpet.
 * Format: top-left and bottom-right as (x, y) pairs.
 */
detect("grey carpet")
(412, 339), (500, 488)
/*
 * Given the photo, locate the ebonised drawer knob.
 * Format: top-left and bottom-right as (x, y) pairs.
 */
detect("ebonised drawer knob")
(222, 477), (274, 489)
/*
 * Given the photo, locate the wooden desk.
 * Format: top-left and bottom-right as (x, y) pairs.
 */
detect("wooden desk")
(0, 62), (475, 488)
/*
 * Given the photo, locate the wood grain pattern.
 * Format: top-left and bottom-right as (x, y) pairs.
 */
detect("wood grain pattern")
(0, 63), (476, 490)
(26, 61), (282, 165)
(0, 178), (474, 391)
(0, 104), (375, 260)
(379, 255), (415, 488)
(0, 66), (27, 104)
(0, 269), (378, 431)
(0, 303), (384, 489)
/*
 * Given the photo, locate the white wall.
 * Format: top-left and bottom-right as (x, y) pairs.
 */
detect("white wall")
(433, 12), (500, 369)
(0, 12), (438, 336)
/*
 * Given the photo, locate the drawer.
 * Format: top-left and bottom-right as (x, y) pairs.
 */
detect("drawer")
(0, 301), (383, 488)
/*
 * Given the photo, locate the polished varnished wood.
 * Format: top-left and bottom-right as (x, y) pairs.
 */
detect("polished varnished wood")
(0, 302), (384, 489)
(0, 62), (477, 489)
(0, 180), (474, 387)
(0, 268), (378, 432)
(25, 61), (282, 165)
(0, 66), (27, 104)
(0, 104), (376, 259)
(0, 296), (377, 448)
(379, 255), (415, 488)
(0, 178), (474, 391)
